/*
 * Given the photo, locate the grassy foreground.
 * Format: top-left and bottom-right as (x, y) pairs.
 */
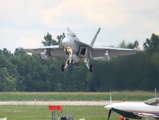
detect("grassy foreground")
(0, 105), (119, 120)
(0, 91), (155, 101)
(0, 91), (156, 120)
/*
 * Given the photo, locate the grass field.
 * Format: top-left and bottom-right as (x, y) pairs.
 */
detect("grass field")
(0, 91), (156, 120)
(0, 91), (155, 101)
(0, 105), (119, 120)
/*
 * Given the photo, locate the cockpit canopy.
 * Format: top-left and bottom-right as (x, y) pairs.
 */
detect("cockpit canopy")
(144, 98), (159, 106)
(67, 31), (77, 37)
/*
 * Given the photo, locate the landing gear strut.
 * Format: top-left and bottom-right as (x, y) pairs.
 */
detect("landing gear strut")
(61, 59), (74, 72)
(83, 58), (93, 72)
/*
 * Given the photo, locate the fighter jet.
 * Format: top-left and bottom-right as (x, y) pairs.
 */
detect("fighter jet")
(21, 28), (139, 72)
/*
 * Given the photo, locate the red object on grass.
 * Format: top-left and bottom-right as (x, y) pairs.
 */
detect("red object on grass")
(49, 105), (64, 110)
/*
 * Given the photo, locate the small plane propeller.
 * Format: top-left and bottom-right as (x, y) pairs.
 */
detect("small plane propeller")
(107, 91), (112, 120)
(107, 109), (112, 120)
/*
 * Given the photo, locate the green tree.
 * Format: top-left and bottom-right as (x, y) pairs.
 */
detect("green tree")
(14, 48), (26, 56)
(1, 48), (13, 58)
(0, 56), (17, 91)
(1, 32), (157, 92)
(119, 40), (139, 48)
(57, 33), (65, 44)
(41, 33), (57, 46)
(41, 33), (65, 46)
(63, 64), (89, 92)
(10, 55), (27, 91)
(0, 67), (17, 91)
(119, 40), (127, 48)
(143, 33), (159, 53)
(127, 40), (139, 49)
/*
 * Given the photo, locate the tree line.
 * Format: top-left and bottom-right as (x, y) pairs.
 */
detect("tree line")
(0, 33), (159, 92)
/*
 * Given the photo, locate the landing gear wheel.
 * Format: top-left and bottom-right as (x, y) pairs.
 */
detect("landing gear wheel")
(90, 65), (93, 72)
(61, 64), (65, 72)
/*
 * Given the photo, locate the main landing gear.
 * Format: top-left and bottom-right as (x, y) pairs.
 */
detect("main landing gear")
(61, 63), (93, 72)
(61, 59), (74, 72)
(83, 58), (93, 72)
(61, 57), (93, 72)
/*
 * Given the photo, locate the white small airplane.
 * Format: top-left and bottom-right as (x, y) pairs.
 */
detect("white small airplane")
(21, 28), (139, 72)
(105, 97), (159, 120)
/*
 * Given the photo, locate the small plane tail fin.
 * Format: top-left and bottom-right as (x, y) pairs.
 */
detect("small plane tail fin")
(90, 27), (101, 46)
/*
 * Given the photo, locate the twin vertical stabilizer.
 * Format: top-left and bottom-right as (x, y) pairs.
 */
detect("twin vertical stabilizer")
(90, 27), (101, 46)
(66, 27), (101, 46)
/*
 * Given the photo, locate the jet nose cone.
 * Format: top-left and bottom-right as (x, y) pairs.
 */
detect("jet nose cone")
(105, 104), (112, 110)
(62, 37), (70, 47)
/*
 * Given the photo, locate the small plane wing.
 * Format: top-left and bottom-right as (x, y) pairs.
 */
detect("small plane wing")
(20, 45), (66, 57)
(91, 46), (140, 58)
(134, 112), (159, 119)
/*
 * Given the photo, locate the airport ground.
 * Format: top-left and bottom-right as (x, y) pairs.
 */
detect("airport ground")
(0, 101), (121, 120)
(0, 101), (110, 105)
(0, 91), (155, 120)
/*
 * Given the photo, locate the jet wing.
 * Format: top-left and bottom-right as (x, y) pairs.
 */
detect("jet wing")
(91, 46), (140, 58)
(134, 112), (159, 119)
(21, 45), (66, 57)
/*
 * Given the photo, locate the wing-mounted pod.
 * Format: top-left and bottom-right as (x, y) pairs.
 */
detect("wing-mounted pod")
(40, 49), (51, 60)
(104, 50), (110, 61)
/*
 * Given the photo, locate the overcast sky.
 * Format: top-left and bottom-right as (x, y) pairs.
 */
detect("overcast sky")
(0, 0), (159, 53)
